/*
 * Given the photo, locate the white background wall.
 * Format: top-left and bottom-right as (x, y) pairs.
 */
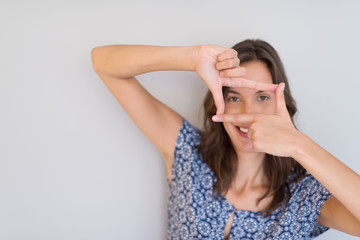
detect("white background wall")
(1, 1), (360, 239)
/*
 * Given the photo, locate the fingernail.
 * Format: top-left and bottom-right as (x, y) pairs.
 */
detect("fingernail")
(212, 115), (219, 121)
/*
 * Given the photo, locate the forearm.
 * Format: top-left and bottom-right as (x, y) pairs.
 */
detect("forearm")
(292, 133), (360, 221)
(91, 45), (199, 78)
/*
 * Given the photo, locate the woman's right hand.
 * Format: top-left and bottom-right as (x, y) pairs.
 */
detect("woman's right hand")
(195, 45), (278, 114)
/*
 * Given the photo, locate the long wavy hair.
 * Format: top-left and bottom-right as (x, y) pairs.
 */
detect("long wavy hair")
(198, 39), (307, 216)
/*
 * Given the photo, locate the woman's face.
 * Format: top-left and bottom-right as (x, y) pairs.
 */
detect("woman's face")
(223, 61), (276, 153)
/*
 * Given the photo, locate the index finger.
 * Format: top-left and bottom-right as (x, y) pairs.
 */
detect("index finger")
(222, 77), (278, 91)
(212, 113), (257, 123)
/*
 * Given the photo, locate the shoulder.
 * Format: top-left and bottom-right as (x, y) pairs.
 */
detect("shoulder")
(176, 119), (201, 146)
(174, 119), (202, 159)
(263, 174), (332, 238)
(170, 119), (214, 192)
(171, 119), (208, 177)
(289, 174), (330, 199)
(288, 174), (331, 213)
(285, 174), (332, 236)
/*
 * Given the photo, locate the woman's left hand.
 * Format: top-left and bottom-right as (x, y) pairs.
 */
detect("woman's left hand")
(212, 82), (303, 157)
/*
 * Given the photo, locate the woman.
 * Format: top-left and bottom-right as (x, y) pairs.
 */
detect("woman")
(91, 40), (360, 239)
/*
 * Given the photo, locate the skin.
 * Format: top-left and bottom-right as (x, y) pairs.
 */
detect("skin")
(91, 44), (360, 237)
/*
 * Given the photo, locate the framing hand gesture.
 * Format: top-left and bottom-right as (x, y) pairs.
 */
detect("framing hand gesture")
(212, 83), (301, 157)
(195, 45), (278, 114)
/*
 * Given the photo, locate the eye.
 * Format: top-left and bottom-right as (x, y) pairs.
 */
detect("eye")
(227, 96), (240, 102)
(257, 95), (270, 101)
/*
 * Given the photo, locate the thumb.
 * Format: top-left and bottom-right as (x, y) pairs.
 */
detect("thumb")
(211, 86), (225, 115)
(276, 82), (288, 116)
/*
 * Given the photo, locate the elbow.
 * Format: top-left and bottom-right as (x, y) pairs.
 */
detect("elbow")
(91, 46), (105, 74)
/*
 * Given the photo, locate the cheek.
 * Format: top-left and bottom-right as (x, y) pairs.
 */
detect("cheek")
(224, 103), (236, 114)
(223, 122), (232, 136)
(261, 100), (277, 115)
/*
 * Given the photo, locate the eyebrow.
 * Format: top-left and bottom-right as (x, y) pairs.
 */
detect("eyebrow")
(228, 90), (267, 95)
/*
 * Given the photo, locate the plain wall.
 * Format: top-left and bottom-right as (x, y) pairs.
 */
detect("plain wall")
(1, 1), (360, 239)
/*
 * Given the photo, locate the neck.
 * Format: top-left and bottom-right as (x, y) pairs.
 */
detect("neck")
(232, 151), (268, 191)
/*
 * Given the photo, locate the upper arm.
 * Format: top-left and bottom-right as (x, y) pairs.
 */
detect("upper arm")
(317, 195), (360, 237)
(97, 73), (183, 180)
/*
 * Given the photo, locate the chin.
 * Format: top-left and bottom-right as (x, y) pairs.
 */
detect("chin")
(236, 142), (254, 153)
(230, 137), (254, 153)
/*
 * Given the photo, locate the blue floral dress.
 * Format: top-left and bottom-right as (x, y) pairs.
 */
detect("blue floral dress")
(168, 119), (332, 240)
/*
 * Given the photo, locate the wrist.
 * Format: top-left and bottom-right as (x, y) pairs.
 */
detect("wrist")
(189, 45), (201, 71)
(150, 45), (199, 72)
(165, 46), (198, 71)
(191, 45), (209, 72)
(289, 131), (313, 162)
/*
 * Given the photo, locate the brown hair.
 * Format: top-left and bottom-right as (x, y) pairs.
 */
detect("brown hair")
(198, 39), (306, 216)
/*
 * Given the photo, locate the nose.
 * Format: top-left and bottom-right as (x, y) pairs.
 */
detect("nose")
(242, 100), (264, 114)
(242, 101), (254, 114)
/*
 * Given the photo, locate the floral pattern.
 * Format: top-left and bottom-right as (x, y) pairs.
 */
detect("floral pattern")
(168, 120), (331, 239)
